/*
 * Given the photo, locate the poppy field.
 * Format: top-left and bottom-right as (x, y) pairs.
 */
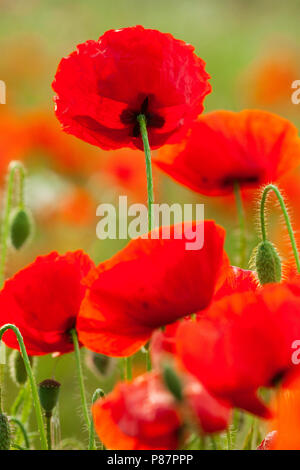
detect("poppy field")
(1, 0), (300, 452)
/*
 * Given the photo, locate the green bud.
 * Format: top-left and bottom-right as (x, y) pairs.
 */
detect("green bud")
(9, 350), (34, 386)
(10, 208), (32, 250)
(38, 379), (61, 415)
(0, 413), (10, 450)
(255, 240), (282, 285)
(92, 388), (105, 404)
(162, 363), (183, 402)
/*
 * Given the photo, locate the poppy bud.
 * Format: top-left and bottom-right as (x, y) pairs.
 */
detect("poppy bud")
(162, 363), (183, 402)
(38, 379), (61, 415)
(92, 388), (105, 404)
(0, 413), (10, 450)
(10, 208), (33, 250)
(255, 240), (281, 285)
(9, 350), (34, 386)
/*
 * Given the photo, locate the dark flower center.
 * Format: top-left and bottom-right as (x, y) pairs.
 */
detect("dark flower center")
(120, 96), (165, 137)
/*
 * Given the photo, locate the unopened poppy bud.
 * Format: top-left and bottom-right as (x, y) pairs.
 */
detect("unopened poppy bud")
(92, 388), (105, 404)
(255, 240), (281, 285)
(38, 379), (61, 415)
(0, 413), (10, 450)
(9, 350), (34, 386)
(10, 208), (33, 250)
(162, 363), (183, 402)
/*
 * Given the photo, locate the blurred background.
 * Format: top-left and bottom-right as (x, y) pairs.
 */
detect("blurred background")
(1, 0), (300, 447)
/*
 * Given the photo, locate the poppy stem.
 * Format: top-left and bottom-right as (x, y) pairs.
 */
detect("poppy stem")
(124, 356), (133, 381)
(0, 324), (47, 450)
(0, 161), (26, 287)
(233, 181), (247, 267)
(137, 114), (154, 371)
(88, 388), (104, 450)
(9, 417), (30, 449)
(137, 114), (155, 230)
(70, 329), (90, 432)
(45, 413), (52, 450)
(260, 184), (300, 273)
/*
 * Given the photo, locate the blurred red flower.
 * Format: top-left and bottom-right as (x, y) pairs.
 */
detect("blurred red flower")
(24, 111), (101, 176)
(77, 221), (228, 357)
(176, 280), (300, 418)
(0, 251), (95, 355)
(154, 110), (300, 196)
(92, 371), (231, 450)
(271, 372), (300, 449)
(52, 26), (211, 150)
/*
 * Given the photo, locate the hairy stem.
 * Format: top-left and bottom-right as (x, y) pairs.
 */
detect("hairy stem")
(0, 324), (47, 449)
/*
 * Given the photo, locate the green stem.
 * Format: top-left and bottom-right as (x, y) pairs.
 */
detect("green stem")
(88, 388), (104, 450)
(15, 380), (32, 446)
(10, 417), (30, 449)
(137, 114), (155, 372)
(70, 329), (90, 431)
(0, 324), (47, 449)
(10, 385), (25, 416)
(260, 184), (300, 273)
(137, 114), (154, 230)
(124, 356), (132, 381)
(0, 161), (26, 287)
(233, 181), (247, 268)
(46, 413), (52, 450)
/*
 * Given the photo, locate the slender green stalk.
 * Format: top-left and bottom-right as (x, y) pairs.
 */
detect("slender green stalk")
(0, 161), (26, 287)
(137, 114), (154, 230)
(226, 428), (232, 450)
(15, 380), (32, 446)
(137, 115), (155, 372)
(88, 388), (104, 450)
(124, 356), (132, 381)
(45, 414), (52, 450)
(260, 184), (300, 273)
(70, 329), (90, 431)
(0, 324), (47, 449)
(10, 385), (25, 416)
(10, 417), (30, 449)
(233, 181), (247, 267)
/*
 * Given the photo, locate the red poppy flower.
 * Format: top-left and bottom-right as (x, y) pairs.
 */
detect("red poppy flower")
(77, 221), (228, 357)
(92, 371), (231, 450)
(0, 251), (95, 355)
(271, 372), (300, 449)
(93, 372), (181, 450)
(151, 266), (257, 367)
(52, 26), (211, 150)
(154, 110), (300, 196)
(176, 281), (300, 418)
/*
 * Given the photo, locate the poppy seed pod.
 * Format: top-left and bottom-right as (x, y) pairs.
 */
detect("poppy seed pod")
(0, 413), (10, 450)
(162, 363), (183, 402)
(255, 240), (281, 285)
(10, 208), (32, 250)
(9, 350), (34, 386)
(38, 379), (61, 415)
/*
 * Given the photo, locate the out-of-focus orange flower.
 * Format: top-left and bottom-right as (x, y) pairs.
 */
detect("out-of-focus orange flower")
(24, 111), (102, 176)
(0, 110), (28, 178)
(99, 148), (160, 203)
(271, 372), (300, 449)
(154, 110), (300, 196)
(242, 46), (300, 107)
(55, 187), (96, 226)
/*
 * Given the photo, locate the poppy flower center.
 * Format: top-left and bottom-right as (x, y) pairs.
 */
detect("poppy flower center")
(120, 96), (165, 137)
